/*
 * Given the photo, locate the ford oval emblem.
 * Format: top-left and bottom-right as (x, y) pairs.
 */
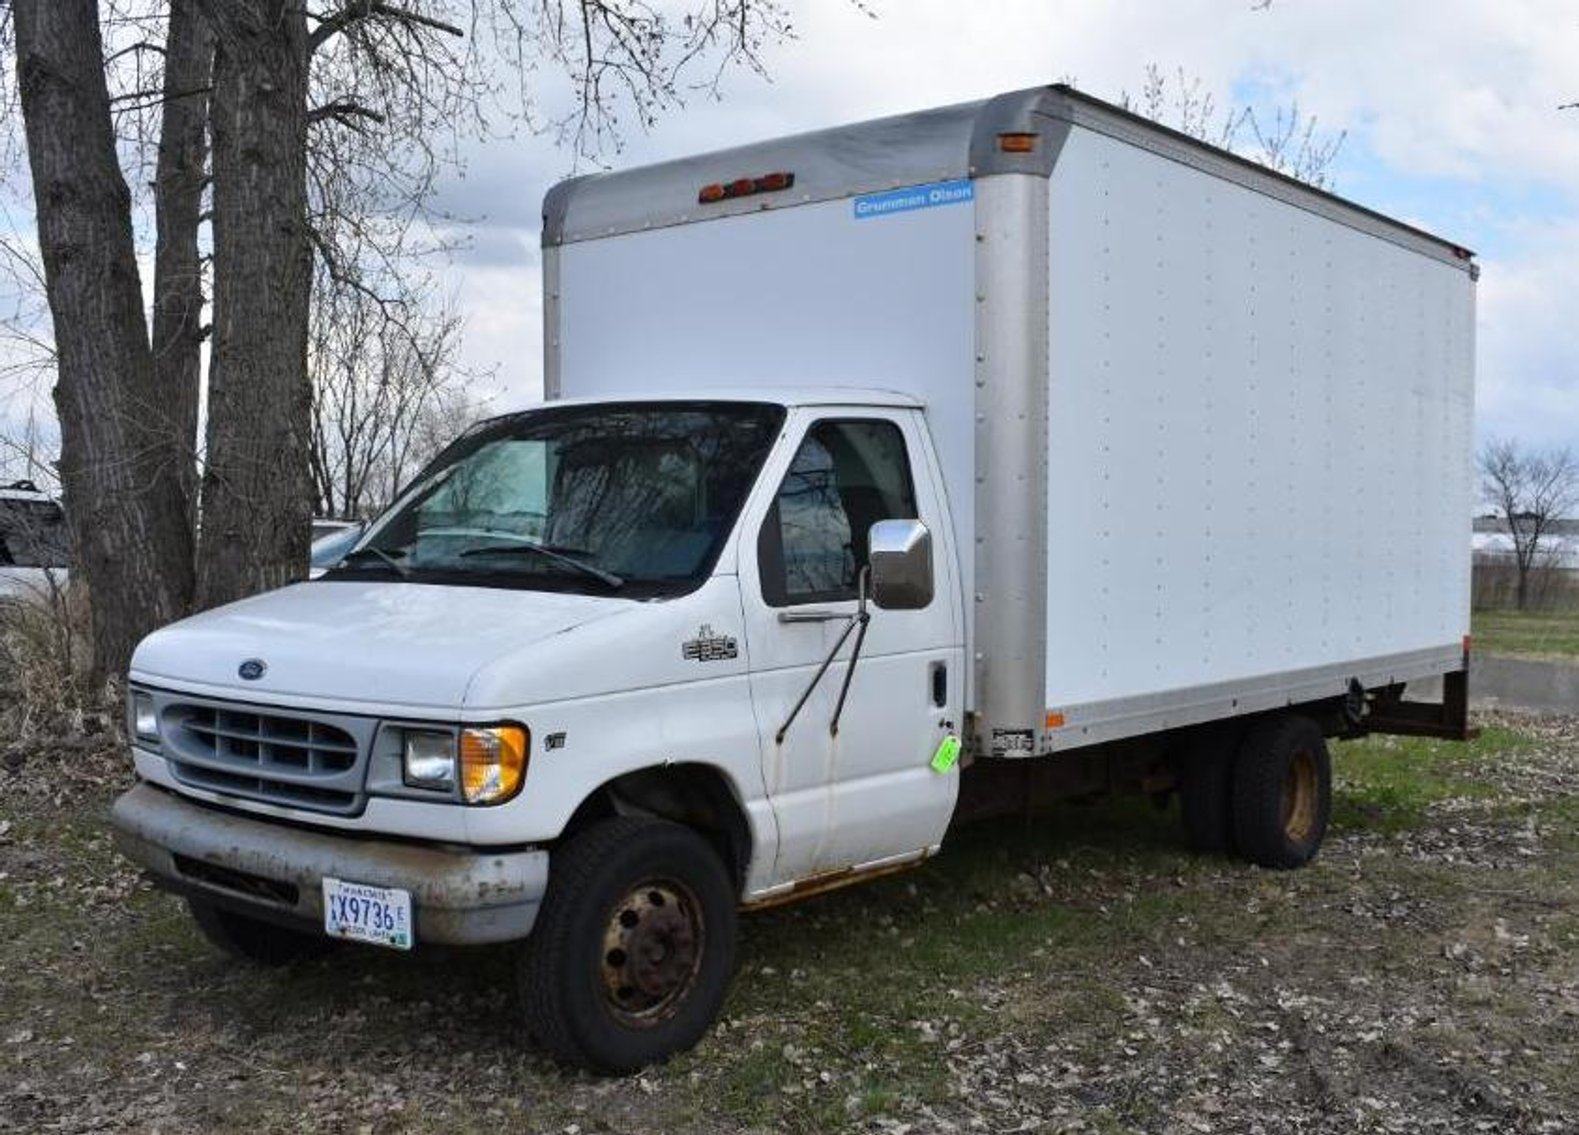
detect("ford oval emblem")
(238, 658), (267, 681)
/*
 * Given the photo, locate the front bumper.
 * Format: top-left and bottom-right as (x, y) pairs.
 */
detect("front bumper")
(111, 782), (549, 946)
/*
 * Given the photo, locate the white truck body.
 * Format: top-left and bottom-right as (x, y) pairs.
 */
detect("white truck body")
(112, 86), (1476, 1072)
(544, 86), (1475, 757)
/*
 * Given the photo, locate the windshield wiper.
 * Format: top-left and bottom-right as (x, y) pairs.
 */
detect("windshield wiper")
(459, 541), (624, 589)
(336, 546), (410, 578)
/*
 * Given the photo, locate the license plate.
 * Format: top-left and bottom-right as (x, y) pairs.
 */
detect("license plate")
(322, 877), (413, 950)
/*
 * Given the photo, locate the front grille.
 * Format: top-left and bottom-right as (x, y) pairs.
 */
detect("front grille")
(180, 706), (357, 772)
(163, 700), (370, 815)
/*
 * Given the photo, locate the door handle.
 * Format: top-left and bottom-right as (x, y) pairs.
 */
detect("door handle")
(777, 609), (855, 624)
(930, 661), (947, 707)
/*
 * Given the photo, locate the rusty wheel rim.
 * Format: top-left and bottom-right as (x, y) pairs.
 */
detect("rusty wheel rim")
(1281, 749), (1319, 843)
(599, 879), (705, 1027)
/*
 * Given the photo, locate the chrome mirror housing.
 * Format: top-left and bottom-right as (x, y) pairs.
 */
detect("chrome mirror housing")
(868, 519), (933, 610)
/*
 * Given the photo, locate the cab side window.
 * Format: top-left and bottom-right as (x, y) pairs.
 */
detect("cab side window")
(758, 419), (917, 606)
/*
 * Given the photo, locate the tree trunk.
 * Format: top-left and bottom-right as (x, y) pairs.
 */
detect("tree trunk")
(13, 0), (196, 682)
(195, 0), (314, 607)
(151, 0), (215, 533)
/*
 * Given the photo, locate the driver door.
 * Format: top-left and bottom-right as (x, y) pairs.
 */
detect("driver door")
(741, 410), (963, 885)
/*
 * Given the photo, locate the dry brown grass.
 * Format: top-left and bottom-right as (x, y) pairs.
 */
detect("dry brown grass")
(0, 582), (119, 766)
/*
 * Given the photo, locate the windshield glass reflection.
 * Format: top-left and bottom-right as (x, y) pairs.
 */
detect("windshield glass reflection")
(327, 401), (785, 598)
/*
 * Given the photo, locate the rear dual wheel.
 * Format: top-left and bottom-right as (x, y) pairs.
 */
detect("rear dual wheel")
(1179, 713), (1331, 869)
(1232, 715), (1330, 869)
(1178, 732), (1237, 853)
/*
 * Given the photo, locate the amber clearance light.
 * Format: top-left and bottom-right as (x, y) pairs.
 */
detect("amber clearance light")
(697, 170), (796, 204)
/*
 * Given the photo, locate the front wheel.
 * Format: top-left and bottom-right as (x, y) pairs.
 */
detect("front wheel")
(519, 817), (738, 1074)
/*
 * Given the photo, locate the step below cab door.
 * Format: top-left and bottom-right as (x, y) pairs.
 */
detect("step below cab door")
(741, 408), (963, 885)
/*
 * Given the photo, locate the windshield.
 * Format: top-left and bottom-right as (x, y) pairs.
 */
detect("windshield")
(325, 401), (785, 598)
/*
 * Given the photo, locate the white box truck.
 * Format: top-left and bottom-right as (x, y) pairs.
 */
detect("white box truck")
(112, 86), (1476, 1073)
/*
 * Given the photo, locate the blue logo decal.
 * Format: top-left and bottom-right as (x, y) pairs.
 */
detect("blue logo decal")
(853, 178), (974, 220)
(238, 658), (267, 681)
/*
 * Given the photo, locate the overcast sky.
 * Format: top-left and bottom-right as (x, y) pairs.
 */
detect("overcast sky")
(430, 0), (1579, 449)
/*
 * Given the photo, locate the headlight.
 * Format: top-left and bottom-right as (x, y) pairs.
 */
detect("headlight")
(130, 690), (159, 743)
(402, 730), (456, 790)
(459, 725), (529, 805)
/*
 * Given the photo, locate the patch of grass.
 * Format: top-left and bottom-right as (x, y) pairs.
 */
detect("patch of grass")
(1472, 607), (1579, 660)
(1330, 726), (1522, 832)
(1536, 794), (1579, 854)
(665, 797), (1245, 1130)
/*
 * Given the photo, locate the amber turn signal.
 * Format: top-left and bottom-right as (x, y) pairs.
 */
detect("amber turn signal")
(460, 724), (529, 805)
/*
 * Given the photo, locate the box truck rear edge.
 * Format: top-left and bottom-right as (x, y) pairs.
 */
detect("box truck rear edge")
(112, 85), (1475, 1074)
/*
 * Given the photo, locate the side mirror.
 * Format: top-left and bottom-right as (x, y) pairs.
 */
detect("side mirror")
(868, 519), (933, 610)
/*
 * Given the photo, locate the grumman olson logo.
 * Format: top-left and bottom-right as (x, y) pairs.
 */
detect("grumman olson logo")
(852, 177), (975, 220)
(682, 625), (738, 663)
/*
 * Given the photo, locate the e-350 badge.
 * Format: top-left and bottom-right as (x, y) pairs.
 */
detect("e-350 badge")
(682, 624), (738, 663)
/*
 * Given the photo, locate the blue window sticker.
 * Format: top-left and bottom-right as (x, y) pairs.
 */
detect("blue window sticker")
(853, 178), (974, 220)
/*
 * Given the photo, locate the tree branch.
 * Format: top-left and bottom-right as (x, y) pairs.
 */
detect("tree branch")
(308, 98), (386, 127)
(103, 40), (165, 67)
(107, 84), (212, 110)
(308, 2), (464, 54)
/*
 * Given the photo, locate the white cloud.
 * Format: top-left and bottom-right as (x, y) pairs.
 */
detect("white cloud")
(445, 251), (543, 404)
(1477, 215), (1579, 446)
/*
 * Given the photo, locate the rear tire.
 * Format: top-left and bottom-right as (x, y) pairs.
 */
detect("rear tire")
(1231, 715), (1330, 869)
(187, 898), (334, 966)
(1178, 733), (1238, 853)
(519, 817), (738, 1074)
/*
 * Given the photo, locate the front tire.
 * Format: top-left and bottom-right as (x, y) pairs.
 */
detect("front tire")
(519, 817), (738, 1074)
(1231, 715), (1331, 869)
(187, 898), (334, 965)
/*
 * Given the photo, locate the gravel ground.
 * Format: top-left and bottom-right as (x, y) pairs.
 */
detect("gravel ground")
(3, 712), (1579, 1133)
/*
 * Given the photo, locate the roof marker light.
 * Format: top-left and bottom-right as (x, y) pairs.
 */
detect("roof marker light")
(998, 133), (1038, 153)
(696, 171), (796, 204)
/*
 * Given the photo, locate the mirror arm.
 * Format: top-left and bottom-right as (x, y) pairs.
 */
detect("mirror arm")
(773, 569), (873, 745)
(828, 569), (871, 737)
(775, 614), (858, 745)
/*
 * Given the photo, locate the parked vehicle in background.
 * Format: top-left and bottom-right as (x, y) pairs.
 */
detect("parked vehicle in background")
(111, 86), (1477, 1074)
(0, 479), (68, 601)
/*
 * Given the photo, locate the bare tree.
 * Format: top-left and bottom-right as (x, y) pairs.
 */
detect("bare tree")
(1120, 64), (1346, 189)
(192, 0), (314, 607)
(11, 0), (195, 683)
(1478, 437), (1579, 611)
(149, 0), (213, 528)
(5, 0), (799, 679)
(308, 259), (472, 519)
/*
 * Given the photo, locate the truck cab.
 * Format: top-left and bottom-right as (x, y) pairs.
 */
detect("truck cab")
(114, 390), (964, 1072)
